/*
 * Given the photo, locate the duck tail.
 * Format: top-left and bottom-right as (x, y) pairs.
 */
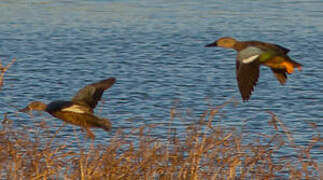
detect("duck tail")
(289, 59), (302, 71)
(282, 58), (302, 74)
(97, 118), (112, 131)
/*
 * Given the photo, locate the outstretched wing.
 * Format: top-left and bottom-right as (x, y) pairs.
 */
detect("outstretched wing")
(236, 47), (263, 101)
(236, 60), (260, 101)
(72, 77), (116, 109)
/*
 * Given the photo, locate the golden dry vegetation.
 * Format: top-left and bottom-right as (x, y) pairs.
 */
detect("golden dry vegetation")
(1, 107), (322, 179)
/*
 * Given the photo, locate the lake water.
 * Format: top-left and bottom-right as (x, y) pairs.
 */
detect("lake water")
(0, 0), (322, 162)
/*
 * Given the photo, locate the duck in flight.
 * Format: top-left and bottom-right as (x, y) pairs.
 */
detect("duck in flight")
(205, 37), (302, 101)
(20, 77), (116, 139)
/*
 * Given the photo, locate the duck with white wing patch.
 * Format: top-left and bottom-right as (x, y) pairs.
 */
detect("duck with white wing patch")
(205, 37), (302, 101)
(19, 77), (116, 139)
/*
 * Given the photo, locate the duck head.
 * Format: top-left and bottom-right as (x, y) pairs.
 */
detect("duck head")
(19, 101), (47, 112)
(205, 37), (237, 49)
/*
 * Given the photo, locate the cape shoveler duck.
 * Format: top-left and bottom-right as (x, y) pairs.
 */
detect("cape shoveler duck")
(205, 37), (302, 101)
(19, 77), (116, 139)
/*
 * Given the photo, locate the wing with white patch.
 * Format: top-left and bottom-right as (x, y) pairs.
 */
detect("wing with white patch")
(236, 60), (260, 101)
(237, 47), (263, 64)
(241, 54), (259, 64)
(61, 104), (88, 113)
(46, 101), (73, 113)
(46, 101), (92, 114)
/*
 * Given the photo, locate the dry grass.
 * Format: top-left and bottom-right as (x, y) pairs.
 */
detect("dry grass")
(0, 104), (322, 180)
(0, 58), (16, 90)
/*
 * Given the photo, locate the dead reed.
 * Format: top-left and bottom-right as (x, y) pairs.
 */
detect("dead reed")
(0, 104), (321, 180)
(0, 58), (16, 90)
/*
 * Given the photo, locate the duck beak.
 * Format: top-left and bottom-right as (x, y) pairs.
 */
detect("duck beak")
(19, 106), (30, 113)
(205, 41), (217, 47)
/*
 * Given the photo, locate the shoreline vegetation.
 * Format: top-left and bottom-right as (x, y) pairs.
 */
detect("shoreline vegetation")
(0, 59), (322, 179)
(0, 58), (16, 90)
